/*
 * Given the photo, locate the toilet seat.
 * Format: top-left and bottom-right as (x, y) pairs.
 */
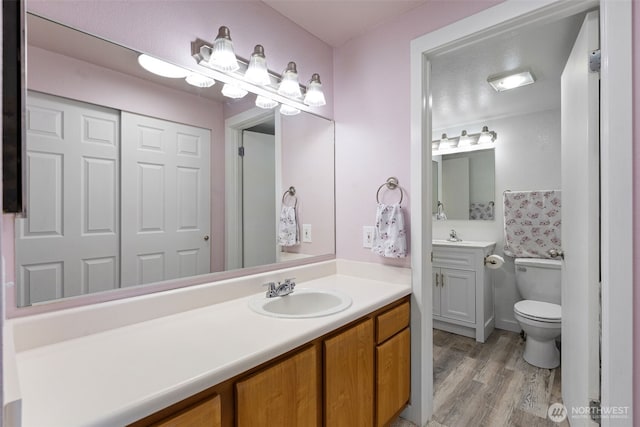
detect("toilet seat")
(514, 300), (561, 323)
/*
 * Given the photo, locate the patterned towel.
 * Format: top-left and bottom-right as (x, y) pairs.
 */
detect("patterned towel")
(469, 202), (494, 220)
(278, 205), (299, 247)
(372, 203), (407, 258)
(503, 190), (561, 258)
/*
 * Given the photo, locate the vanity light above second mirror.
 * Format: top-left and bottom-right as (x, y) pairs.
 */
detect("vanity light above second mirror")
(432, 126), (496, 221)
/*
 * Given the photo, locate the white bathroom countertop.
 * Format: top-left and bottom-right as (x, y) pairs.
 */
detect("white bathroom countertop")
(432, 239), (496, 249)
(10, 265), (411, 427)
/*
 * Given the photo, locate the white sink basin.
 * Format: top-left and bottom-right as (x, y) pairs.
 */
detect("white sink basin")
(248, 288), (352, 319)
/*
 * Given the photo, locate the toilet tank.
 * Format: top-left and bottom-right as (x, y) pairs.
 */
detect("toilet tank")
(515, 258), (562, 304)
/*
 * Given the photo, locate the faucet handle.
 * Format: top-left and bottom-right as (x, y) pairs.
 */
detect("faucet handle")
(263, 281), (277, 289)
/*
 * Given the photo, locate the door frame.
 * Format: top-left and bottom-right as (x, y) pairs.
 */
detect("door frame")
(224, 108), (280, 270)
(409, 0), (632, 425)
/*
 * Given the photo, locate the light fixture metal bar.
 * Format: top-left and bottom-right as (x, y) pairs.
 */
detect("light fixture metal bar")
(191, 38), (313, 112)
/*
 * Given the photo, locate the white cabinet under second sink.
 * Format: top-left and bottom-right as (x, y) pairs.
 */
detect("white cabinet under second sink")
(432, 241), (496, 342)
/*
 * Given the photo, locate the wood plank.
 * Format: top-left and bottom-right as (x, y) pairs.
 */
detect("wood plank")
(324, 319), (374, 426)
(377, 301), (410, 343)
(236, 345), (319, 427)
(376, 328), (411, 426)
(153, 394), (221, 427)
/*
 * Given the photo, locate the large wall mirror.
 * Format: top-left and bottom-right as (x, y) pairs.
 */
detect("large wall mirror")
(432, 147), (495, 221)
(15, 14), (335, 307)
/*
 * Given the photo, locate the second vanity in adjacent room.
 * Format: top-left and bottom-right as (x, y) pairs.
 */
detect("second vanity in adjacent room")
(432, 240), (496, 343)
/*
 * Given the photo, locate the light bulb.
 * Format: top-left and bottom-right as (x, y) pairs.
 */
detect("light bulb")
(185, 74), (215, 88)
(303, 73), (326, 107)
(209, 26), (239, 72)
(256, 95), (278, 109)
(221, 83), (248, 99)
(280, 104), (300, 116)
(278, 62), (302, 98)
(439, 133), (450, 149)
(478, 126), (495, 144)
(245, 45), (271, 86)
(459, 130), (473, 146)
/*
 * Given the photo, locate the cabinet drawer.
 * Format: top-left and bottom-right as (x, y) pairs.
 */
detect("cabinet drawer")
(376, 301), (410, 344)
(433, 249), (475, 270)
(153, 394), (221, 427)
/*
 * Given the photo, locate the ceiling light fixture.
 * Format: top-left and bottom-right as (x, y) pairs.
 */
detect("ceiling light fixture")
(245, 45), (271, 86)
(138, 54), (190, 78)
(209, 26), (239, 72)
(487, 69), (535, 92)
(280, 104), (300, 116)
(221, 83), (248, 99)
(278, 62), (303, 98)
(432, 126), (497, 154)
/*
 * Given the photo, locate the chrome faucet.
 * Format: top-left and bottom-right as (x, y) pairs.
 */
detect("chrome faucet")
(264, 278), (296, 298)
(448, 229), (462, 242)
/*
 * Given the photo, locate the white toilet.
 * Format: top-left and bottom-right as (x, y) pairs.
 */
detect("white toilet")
(513, 258), (562, 369)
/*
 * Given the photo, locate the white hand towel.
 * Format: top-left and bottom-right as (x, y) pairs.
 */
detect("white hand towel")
(372, 203), (407, 258)
(278, 205), (299, 247)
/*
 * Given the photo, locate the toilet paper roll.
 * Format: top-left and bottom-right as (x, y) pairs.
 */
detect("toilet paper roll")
(485, 254), (505, 269)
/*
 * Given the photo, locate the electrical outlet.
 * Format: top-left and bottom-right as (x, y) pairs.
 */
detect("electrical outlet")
(302, 224), (312, 242)
(363, 226), (374, 248)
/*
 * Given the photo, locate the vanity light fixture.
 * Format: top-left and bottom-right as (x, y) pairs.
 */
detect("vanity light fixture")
(280, 104), (300, 116)
(432, 126), (497, 154)
(487, 69), (535, 92)
(245, 45), (271, 85)
(191, 28), (327, 112)
(221, 83), (248, 99)
(209, 26), (240, 72)
(185, 73), (215, 88)
(137, 54), (190, 78)
(303, 73), (326, 107)
(256, 95), (278, 109)
(278, 62), (303, 98)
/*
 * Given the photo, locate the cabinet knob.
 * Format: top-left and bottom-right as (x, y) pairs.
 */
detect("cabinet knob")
(204, 235), (210, 241)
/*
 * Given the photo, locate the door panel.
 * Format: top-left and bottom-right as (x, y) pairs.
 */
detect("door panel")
(440, 268), (475, 323)
(16, 92), (120, 305)
(560, 11), (600, 424)
(121, 112), (211, 286)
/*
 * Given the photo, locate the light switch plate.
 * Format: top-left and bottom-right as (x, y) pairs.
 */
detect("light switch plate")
(302, 224), (312, 242)
(363, 226), (374, 248)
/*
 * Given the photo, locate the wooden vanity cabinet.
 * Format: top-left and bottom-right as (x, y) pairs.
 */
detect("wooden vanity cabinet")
(324, 318), (374, 426)
(375, 301), (411, 427)
(129, 297), (410, 427)
(235, 344), (321, 427)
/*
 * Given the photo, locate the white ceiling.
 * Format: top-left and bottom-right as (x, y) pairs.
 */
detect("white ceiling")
(262, 0), (428, 47)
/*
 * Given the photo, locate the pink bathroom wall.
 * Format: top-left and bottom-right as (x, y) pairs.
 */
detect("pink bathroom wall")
(26, 46), (226, 273)
(26, 0), (333, 119)
(333, 0), (500, 267)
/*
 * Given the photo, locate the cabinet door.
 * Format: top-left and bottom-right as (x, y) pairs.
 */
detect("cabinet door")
(235, 345), (319, 427)
(324, 319), (374, 426)
(432, 269), (441, 316)
(153, 394), (221, 427)
(376, 328), (410, 427)
(440, 268), (476, 323)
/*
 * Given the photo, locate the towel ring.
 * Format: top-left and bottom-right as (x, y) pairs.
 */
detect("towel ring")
(282, 186), (297, 208)
(376, 177), (403, 204)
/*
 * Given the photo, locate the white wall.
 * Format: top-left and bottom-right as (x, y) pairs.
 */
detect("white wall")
(433, 108), (561, 331)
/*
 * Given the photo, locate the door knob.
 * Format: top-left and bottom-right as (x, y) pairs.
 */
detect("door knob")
(204, 235), (210, 241)
(548, 249), (564, 259)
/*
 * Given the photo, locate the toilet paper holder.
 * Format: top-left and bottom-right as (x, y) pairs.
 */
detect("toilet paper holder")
(484, 254), (505, 269)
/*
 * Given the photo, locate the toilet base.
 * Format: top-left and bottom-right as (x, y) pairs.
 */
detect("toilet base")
(523, 336), (560, 369)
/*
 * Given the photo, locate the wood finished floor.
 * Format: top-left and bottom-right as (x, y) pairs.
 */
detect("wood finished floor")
(391, 329), (566, 427)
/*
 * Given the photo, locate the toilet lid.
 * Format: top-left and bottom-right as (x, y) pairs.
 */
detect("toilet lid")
(514, 300), (561, 321)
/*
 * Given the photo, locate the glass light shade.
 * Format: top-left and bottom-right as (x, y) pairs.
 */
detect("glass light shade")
(438, 133), (451, 149)
(185, 74), (215, 88)
(488, 70), (535, 92)
(278, 62), (302, 98)
(221, 83), (248, 99)
(280, 104), (300, 116)
(255, 95), (278, 109)
(245, 45), (271, 86)
(138, 54), (189, 78)
(303, 73), (326, 107)
(478, 126), (495, 144)
(209, 26), (239, 72)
